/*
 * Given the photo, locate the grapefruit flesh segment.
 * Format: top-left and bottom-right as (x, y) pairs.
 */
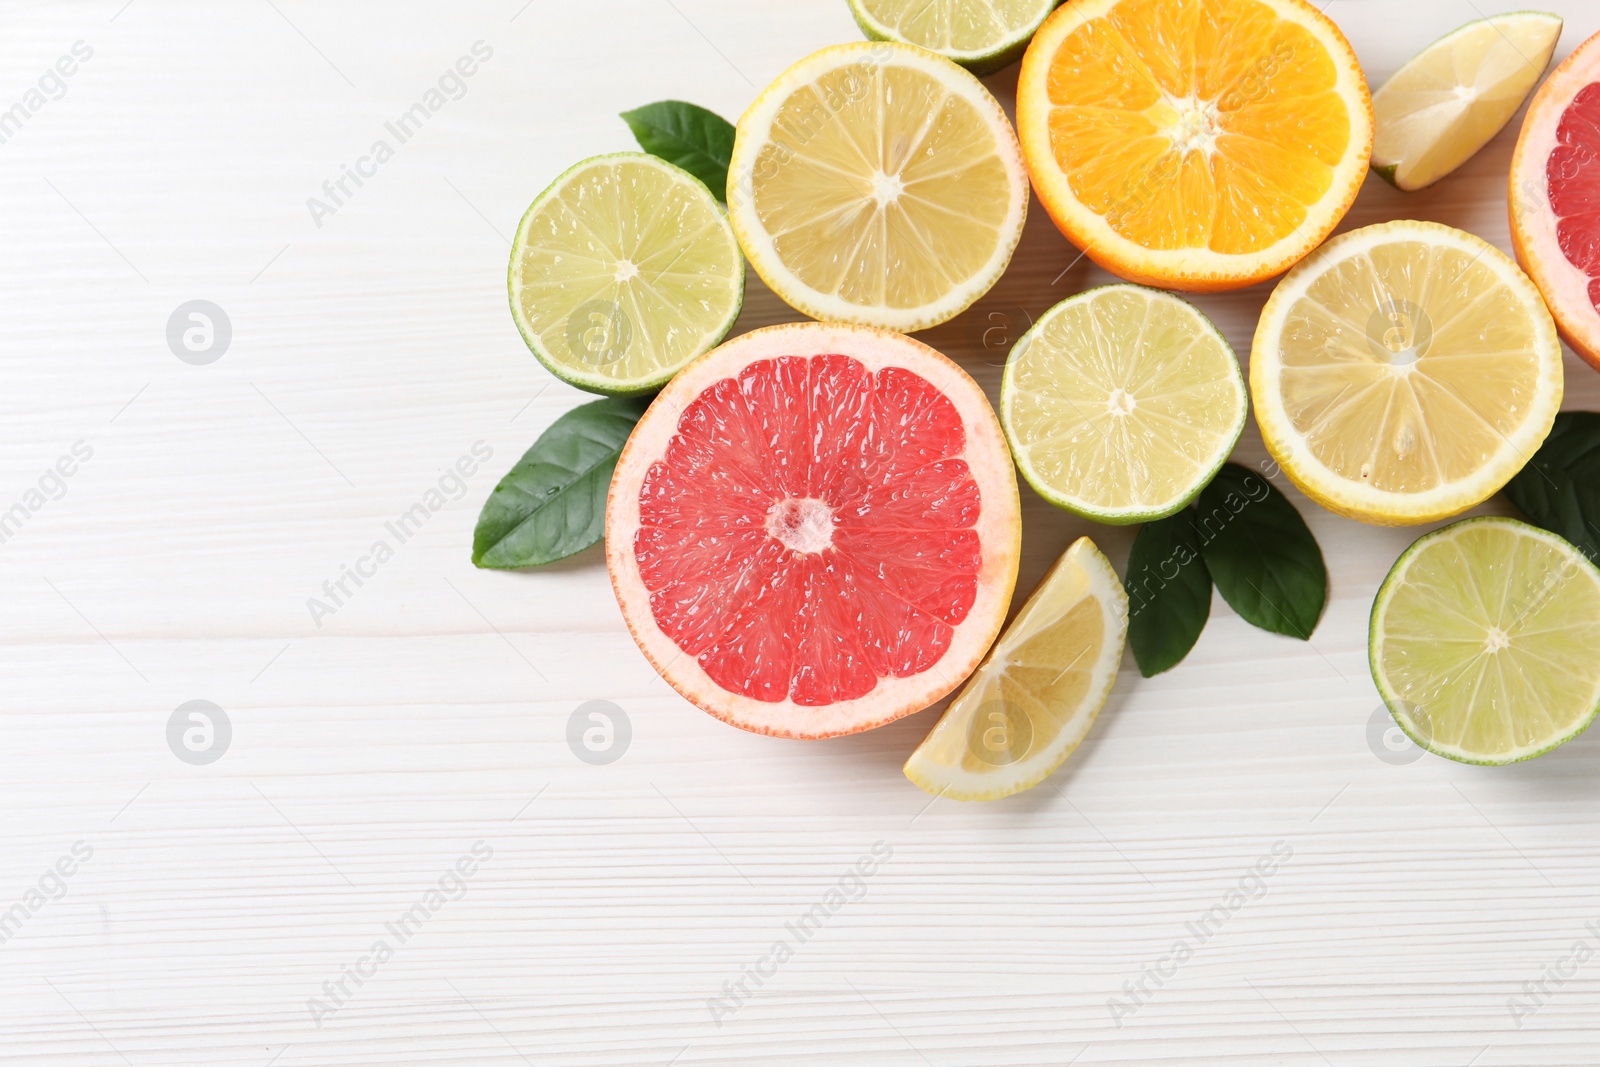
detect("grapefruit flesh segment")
(1550, 83), (1600, 314)
(635, 355), (979, 706)
(607, 322), (1020, 739)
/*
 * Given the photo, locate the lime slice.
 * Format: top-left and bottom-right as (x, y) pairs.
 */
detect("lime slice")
(1000, 284), (1246, 524)
(1370, 516), (1600, 765)
(509, 153), (744, 396)
(848, 0), (1060, 76)
(904, 536), (1127, 801)
(1372, 12), (1562, 191)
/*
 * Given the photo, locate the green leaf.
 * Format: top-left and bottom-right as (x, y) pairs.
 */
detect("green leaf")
(620, 100), (735, 200)
(1504, 411), (1600, 562)
(1195, 463), (1327, 639)
(472, 396), (649, 568)
(1125, 508), (1212, 676)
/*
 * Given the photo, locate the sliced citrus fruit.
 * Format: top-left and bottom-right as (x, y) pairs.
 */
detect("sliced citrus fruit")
(1372, 12), (1562, 192)
(1251, 220), (1562, 526)
(509, 153), (743, 396)
(1001, 284), (1246, 524)
(1015, 0), (1373, 291)
(1511, 26), (1600, 372)
(1370, 516), (1600, 765)
(606, 322), (1021, 738)
(848, 0), (1061, 76)
(904, 536), (1126, 800)
(726, 42), (1028, 331)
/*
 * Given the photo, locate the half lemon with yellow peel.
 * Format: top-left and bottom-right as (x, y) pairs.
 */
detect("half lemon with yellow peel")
(727, 42), (1028, 331)
(1251, 219), (1562, 525)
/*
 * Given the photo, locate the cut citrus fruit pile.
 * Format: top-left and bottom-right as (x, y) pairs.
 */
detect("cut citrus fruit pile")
(848, 0), (1062, 75)
(904, 536), (1127, 800)
(509, 153), (743, 396)
(606, 322), (1021, 738)
(1001, 284), (1246, 523)
(1251, 219), (1563, 525)
(726, 42), (1028, 331)
(1371, 517), (1600, 764)
(1015, 0), (1373, 291)
(1372, 12), (1562, 192)
(1511, 26), (1600, 372)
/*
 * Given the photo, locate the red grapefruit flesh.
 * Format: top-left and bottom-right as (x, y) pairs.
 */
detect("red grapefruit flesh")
(1511, 28), (1600, 372)
(606, 322), (1020, 739)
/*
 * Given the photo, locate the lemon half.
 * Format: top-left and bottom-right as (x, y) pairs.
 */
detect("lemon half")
(1251, 220), (1562, 525)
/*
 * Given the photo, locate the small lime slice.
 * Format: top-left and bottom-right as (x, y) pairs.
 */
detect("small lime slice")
(1370, 516), (1600, 765)
(1000, 284), (1246, 524)
(904, 536), (1127, 801)
(848, 0), (1060, 75)
(1372, 12), (1562, 191)
(509, 153), (743, 396)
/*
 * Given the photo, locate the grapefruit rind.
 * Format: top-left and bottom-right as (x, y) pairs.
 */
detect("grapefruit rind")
(606, 322), (1021, 739)
(1015, 0), (1373, 292)
(1251, 220), (1563, 526)
(726, 42), (1029, 332)
(1510, 25), (1600, 372)
(903, 536), (1127, 801)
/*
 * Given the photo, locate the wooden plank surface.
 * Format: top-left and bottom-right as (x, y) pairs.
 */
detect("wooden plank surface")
(3, 1), (1600, 1063)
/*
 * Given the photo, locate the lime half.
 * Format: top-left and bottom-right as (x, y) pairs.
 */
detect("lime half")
(1001, 284), (1246, 524)
(510, 153), (743, 396)
(1370, 516), (1600, 765)
(1372, 12), (1562, 191)
(848, 0), (1060, 75)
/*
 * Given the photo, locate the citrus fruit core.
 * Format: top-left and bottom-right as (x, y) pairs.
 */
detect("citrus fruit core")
(608, 323), (1021, 738)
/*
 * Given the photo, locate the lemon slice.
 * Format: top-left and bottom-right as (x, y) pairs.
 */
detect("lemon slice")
(1371, 517), (1600, 764)
(904, 537), (1127, 801)
(726, 42), (1028, 331)
(509, 153), (744, 396)
(1251, 220), (1562, 526)
(848, 0), (1061, 76)
(1372, 12), (1563, 192)
(1001, 284), (1246, 524)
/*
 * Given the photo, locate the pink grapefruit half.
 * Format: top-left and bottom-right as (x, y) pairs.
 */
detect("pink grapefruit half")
(1511, 27), (1600, 372)
(606, 322), (1021, 739)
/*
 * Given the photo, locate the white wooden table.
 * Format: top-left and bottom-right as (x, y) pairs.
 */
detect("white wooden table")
(5, 1), (1600, 1063)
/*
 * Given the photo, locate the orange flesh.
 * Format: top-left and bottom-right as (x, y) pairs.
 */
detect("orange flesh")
(1042, 0), (1351, 254)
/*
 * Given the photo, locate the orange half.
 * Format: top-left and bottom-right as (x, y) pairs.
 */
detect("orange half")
(1017, 0), (1373, 291)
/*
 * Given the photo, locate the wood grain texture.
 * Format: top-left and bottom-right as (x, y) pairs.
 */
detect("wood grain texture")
(4, 1), (1600, 1063)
